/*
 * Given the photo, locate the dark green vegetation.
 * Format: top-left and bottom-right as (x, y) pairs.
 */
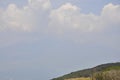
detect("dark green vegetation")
(51, 62), (120, 80)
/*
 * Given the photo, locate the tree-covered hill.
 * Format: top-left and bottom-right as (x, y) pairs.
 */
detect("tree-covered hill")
(51, 62), (120, 80)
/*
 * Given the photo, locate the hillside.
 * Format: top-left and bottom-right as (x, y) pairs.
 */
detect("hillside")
(51, 62), (120, 80)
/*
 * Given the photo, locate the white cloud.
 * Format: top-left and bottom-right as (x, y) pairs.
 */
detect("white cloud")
(48, 3), (120, 45)
(0, 1), (120, 33)
(49, 3), (99, 34)
(101, 3), (120, 27)
(0, 1), (120, 45)
(0, 0), (51, 32)
(49, 3), (120, 34)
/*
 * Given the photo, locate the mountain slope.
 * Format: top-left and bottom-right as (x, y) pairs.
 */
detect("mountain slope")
(51, 62), (120, 80)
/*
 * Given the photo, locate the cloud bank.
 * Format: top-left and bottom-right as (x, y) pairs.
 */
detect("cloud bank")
(0, 0), (120, 44)
(0, 0), (120, 32)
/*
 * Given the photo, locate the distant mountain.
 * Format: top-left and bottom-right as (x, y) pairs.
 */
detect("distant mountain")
(51, 62), (120, 80)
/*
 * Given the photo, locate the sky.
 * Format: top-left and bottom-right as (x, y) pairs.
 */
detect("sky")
(0, 0), (120, 80)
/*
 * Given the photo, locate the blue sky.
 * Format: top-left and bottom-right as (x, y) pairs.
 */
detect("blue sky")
(0, 0), (120, 80)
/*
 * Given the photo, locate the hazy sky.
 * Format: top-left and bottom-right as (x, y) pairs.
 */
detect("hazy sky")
(0, 0), (120, 80)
